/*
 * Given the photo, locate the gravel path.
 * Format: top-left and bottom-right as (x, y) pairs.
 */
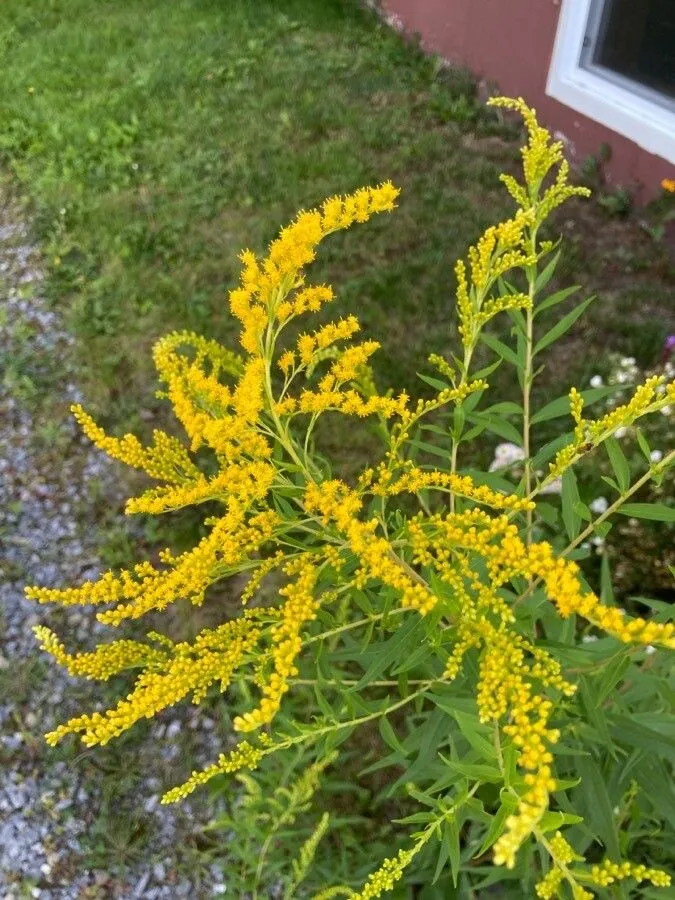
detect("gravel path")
(0, 194), (228, 899)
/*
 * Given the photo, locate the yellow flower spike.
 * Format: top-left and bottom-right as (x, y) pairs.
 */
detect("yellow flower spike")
(41, 619), (262, 748)
(234, 556), (320, 732)
(162, 740), (265, 804)
(352, 848), (415, 899)
(381, 468), (534, 513)
(305, 481), (437, 615)
(33, 626), (168, 681)
(278, 349), (296, 375)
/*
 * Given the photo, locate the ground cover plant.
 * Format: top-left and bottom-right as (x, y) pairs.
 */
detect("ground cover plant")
(26, 100), (675, 898)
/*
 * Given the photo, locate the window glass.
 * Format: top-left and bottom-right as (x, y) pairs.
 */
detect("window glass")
(583, 0), (675, 103)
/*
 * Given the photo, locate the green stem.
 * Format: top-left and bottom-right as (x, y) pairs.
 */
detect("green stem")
(522, 226), (539, 547)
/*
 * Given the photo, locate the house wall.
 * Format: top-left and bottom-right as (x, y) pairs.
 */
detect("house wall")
(383, 0), (672, 201)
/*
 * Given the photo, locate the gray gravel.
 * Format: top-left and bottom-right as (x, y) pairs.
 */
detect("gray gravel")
(0, 196), (229, 898)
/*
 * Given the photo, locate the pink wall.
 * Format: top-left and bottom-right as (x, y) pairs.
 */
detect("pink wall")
(384, 0), (672, 201)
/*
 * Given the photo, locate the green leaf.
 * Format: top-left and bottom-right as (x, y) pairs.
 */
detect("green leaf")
(531, 431), (574, 468)
(561, 468), (582, 541)
(594, 651), (631, 707)
(379, 716), (406, 755)
(618, 503), (675, 523)
(475, 796), (517, 856)
(574, 756), (620, 858)
(533, 295), (595, 355)
(530, 386), (615, 425)
(408, 439), (452, 461)
(535, 284), (580, 315)
(538, 811), (584, 833)
(483, 401), (523, 416)
(350, 617), (426, 691)
(600, 554), (614, 606)
(432, 821), (451, 885)
(507, 306), (527, 336)
(452, 710), (496, 759)
(417, 372), (451, 392)
(445, 816), (461, 887)
(480, 332), (519, 366)
(439, 757), (503, 782)
(604, 437), (630, 492)
(635, 427), (652, 463)
(471, 358), (503, 380)
(610, 715), (675, 758)
(534, 248), (561, 292)
(466, 412), (522, 445)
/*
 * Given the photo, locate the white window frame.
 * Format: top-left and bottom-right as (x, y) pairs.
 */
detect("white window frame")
(547, 0), (675, 164)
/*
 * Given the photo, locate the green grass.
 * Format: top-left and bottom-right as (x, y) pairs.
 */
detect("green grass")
(2, 0), (673, 436)
(0, 0), (519, 429)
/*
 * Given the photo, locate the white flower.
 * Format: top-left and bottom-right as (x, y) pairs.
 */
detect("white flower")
(614, 426), (628, 438)
(590, 375), (603, 388)
(621, 356), (636, 367)
(489, 442), (525, 471)
(540, 476), (562, 495)
(616, 371), (628, 384)
(590, 496), (609, 514)
(645, 645), (656, 656)
(582, 634), (598, 643)
(591, 535), (604, 547)
(661, 405), (672, 416)
(650, 449), (663, 463)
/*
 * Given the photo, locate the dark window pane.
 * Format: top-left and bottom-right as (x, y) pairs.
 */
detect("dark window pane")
(591, 0), (675, 100)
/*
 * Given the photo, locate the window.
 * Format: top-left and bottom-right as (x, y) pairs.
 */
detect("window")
(547, 0), (675, 163)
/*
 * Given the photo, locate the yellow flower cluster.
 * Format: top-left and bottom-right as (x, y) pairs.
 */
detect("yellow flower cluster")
(154, 331), (270, 462)
(27, 507), (279, 626)
(404, 502), (674, 867)
(162, 740), (265, 804)
(535, 867), (564, 899)
(352, 848), (414, 899)
(288, 388), (409, 419)
(589, 859), (671, 888)
(126, 459), (275, 515)
(71, 403), (202, 483)
(33, 626), (168, 681)
(305, 480), (437, 614)
(550, 376), (664, 476)
(488, 97), (563, 196)
(536, 545), (675, 648)
(379, 466), (534, 512)
(293, 316), (362, 368)
(534, 832), (584, 900)
(234, 557), (319, 731)
(42, 618), (262, 747)
(241, 550), (285, 604)
(276, 284), (335, 322)
(228, 182), (399, 354)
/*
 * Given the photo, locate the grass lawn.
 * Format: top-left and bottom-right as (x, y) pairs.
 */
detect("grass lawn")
(2, 0), (673, 438)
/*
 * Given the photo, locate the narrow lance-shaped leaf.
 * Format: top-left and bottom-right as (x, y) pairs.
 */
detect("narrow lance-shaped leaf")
(533, 295), (595, 355)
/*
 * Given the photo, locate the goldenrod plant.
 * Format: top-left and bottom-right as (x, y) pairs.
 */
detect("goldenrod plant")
(27, 99), (674, 898)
